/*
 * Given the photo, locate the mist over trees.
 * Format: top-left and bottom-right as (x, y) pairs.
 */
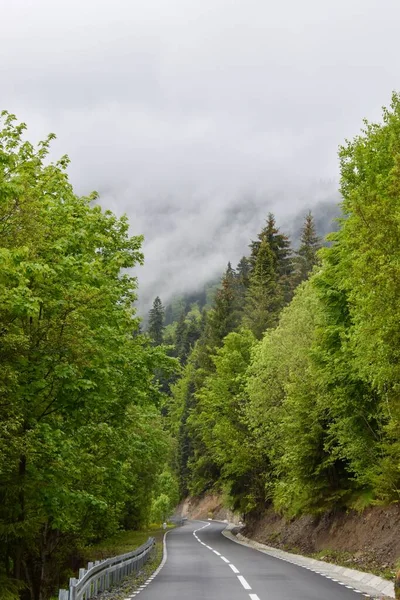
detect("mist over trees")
(159, 95), (400, 517)
(3, 92), (400, 600)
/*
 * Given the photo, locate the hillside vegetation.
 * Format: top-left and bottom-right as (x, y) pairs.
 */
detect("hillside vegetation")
(2, 93), (400, 600)
(0, 112), (179, 600)
(150, 94), (400, 522)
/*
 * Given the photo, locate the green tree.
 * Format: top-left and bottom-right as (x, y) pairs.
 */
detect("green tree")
(243, 240), (283, 338)
(194, 329), (262, 512)
(312, 93), (400, 501)
(148, 296), (165, 345)
(250, 213), (293, 276)
(0, 112), (171, 599)
(246, 280), (352, 515)
(151, 469), (179, 524)
(295, 211), (321, 283)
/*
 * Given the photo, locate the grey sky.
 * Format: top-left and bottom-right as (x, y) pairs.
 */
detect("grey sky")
(1, 0), (399, 309)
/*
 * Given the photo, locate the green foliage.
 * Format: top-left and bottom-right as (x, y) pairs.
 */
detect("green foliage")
(192, 329), (265, 512)
(148, 296), (165, 346)
(294, 211), (321, 283)
(151, 469), (179, 524)
(0, 113), (172, 599)
(167, 94), (400, 522)
(243, 240), (283, 338)
(250, 212), (294, 303)
(172, 305), (202, 364)
(314, 92), (400, 500)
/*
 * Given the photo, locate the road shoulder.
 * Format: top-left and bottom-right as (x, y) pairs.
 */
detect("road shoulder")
(221, 523), (395, 599)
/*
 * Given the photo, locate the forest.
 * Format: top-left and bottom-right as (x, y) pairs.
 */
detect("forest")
(0, 112), (178, 600)
(2, 93), (400, 599)
(151, 94), (400, 518)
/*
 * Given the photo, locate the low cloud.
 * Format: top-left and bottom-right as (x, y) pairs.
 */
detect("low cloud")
(1, 0), (399, 311)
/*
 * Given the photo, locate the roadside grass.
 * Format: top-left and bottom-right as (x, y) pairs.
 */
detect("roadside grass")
(89, 538), (165, 600)
(81, 525), (167, 562)
(310, 549), (396, 582)
(53, 525), (172, 600)
(260, 535), (396, 582)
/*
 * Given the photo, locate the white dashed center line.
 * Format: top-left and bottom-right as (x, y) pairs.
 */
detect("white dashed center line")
(193, 523), (258, 599)
(229, 563), (240, 574)
(220, 556), (230, 563)
(237, 575), (252, 590)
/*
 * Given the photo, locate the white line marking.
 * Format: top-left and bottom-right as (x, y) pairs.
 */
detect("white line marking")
(237, 575), (252, 590)
(229, 564), (240, 574)
(221, 556), (230, 563)
(213, 550), (221, 555)
(249, 595), (260, 600)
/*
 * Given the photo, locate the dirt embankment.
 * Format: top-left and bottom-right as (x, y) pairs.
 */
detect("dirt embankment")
(178, 494), (242, 525)
(179, 495), (400, 580)
(244, 504), (400, 579)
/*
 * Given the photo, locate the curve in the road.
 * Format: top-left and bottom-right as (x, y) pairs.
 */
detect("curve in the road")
(193, 523), (259, 599)
(124, 520), (376, 600)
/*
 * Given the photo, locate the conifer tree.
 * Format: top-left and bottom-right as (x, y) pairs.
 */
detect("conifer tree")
(236, 256), (251, 288)
(250, 213), (293, 275)
(148, 296), (165, 345)
(250, 213), (294, 303)
(295, 211), (321, 282)
(234, 256), (251, 316)
(174, 310), (202, 364)
(243, 239), (283, 338)
(205, 263), (240, 349)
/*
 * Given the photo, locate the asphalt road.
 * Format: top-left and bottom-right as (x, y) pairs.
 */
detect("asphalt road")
(135, 520), (367, 600)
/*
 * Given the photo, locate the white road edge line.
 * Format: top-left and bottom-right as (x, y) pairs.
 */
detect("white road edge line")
(222, 525), (387, 599)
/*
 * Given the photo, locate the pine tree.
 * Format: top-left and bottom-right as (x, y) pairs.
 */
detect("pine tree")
(250, 213), (294, 303)
(243, 239), (283, 338)
(174, 310), (202, 364)
(205, 263), (240, 348)
(236, 256), (251, 287)
(191, 264), (242, 385)
(148, 296), (165, 345)
(295, 211), (321, 283)
(250, 213), (293, 275)
(235, 256), (251, 306)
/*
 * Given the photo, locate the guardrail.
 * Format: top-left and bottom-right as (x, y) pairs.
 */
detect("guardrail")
(58, 537), (155, 600)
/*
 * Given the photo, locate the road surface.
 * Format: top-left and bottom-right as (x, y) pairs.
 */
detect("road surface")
(135, 520), (367, 599)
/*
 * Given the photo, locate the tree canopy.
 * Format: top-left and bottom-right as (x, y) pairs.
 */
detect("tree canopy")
(0, 112), (176, 600)
(164, 94), (400, 520)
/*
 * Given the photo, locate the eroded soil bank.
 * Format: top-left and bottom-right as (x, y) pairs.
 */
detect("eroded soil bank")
(180, 495), (400, 580)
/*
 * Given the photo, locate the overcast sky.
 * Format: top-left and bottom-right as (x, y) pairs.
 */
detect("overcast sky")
(2, 0), (399, 309)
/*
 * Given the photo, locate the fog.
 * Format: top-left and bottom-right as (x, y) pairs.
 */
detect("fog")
(1, 0), (399, 309)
